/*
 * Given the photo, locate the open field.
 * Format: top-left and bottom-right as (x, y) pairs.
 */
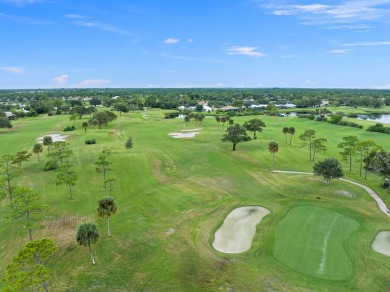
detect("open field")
(1, 109), (390, 291)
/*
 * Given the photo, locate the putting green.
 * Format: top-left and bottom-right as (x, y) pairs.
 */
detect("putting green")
(272, 206), (360, 280)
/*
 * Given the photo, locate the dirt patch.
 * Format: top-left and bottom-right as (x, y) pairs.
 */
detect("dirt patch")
(43, 215), (93, 249)
(337, 190), (354, 198)
(372, 231), (390, 256)
(151, 159), (169, 183)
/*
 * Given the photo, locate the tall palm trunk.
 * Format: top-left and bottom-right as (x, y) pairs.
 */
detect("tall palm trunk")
(88, 244), (96, 265)
(107, 217), (111, 237)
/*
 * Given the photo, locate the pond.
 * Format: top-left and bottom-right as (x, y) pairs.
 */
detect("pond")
(357, 114), (390, 124)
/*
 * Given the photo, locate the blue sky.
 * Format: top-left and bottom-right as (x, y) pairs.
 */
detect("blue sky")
(1, 0), (390, 89)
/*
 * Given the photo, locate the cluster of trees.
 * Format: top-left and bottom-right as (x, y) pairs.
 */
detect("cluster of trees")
(299, 130), (327, 161)
(0, 131), (125, 289)
(1, 88), (389, 119)
(221, 118), (267, 150)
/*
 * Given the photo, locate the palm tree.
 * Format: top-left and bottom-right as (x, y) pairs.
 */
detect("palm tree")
(97, 197), (117, 237)
(42, 136), (53, 153)
(76, 223), (99, 265)
(33, 143), (43, 162)
(288, 127), (295, 145)
(268, 141), (279, 166)
(197, 115), (204, 127)
(82, 122), (89, 134)
(282, 127), (289, 144)
(184, 115), (190, 127)
(221, 116), (227, 128)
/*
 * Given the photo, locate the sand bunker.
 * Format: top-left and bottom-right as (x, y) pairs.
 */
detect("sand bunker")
(38, 134), (68, 143)
(372, 231), (390, 256)
(168, 131), (200, 138)
(213, 206), (270, 254)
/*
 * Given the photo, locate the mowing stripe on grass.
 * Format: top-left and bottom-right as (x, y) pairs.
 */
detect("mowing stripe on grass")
(273, 206), (360, 280)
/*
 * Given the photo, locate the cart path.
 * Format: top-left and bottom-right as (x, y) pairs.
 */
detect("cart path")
(272, 170), (390, 218)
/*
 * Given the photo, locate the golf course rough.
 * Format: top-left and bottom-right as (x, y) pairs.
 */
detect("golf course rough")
(212, 206), (270, 254)
(273, 206), (360, 280)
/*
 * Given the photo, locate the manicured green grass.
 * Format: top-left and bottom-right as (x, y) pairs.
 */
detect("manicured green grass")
(1, 109), (390, 291)
(273, 205), (360, 280)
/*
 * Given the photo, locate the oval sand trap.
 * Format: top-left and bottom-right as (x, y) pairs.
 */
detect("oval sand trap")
(372, 231), (390, 256)
(213, 206), (270, 254)
(38, 134), (68, 143)
(168, 131), (200, 138)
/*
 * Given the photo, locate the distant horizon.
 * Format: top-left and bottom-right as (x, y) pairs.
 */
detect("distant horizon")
(1, 1), (390, 89)
(1, 86), (390, 91)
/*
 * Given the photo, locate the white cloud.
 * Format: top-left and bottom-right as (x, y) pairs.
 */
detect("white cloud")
(226, 46), (266, 58)
(330, 49), (353, 54)
(73, 20), (129, 35)
(187, 38), (194, 43)
(0, 0), (38, 6)
(324, 24), (371, 30)
(281, 54), (300, 58)
(0, 13), (51, 25)
(0, 66), (25, 74)
(65, 14), (83, 19)
(342, 41), (390, 46)
(262, 0), (390, 25)
(52, 74), (68, 86)
(164, 38), (180, 44)
(73, 79), (111, 88)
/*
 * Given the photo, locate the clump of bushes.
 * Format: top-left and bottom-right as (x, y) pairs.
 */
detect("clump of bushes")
(367, 123), (390, 134)
(299, 113), (363, 128)
(298, 114), (315, 120)
(315, 115), (328, 122)
(85, 139), (96, 144)
(63, 125), (76, 131)
(44, 160), (58, 171)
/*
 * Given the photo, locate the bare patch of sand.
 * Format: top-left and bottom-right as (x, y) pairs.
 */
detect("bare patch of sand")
(372, 231), (390, 256)
(213, 206), (270, 254)
(38, 134), (68, 143)
(337, 190), (354, 198)
(42, 215), (92, 249)
(168, 132), (200, 138)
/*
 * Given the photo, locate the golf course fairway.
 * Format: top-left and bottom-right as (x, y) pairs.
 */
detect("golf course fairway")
(273, 206), (360, 280)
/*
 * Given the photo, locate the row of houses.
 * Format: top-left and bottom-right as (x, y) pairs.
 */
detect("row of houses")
(178, 103), (297, 112)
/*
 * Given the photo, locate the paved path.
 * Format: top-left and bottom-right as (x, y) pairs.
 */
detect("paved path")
(273, 170), (390, 218)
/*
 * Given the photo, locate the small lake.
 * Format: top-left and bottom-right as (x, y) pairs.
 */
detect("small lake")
(357, 114), (390, 124)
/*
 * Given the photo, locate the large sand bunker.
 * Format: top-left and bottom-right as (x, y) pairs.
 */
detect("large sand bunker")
(372, 231), (390, 256)
(168, 129), (201, 138)
(213, 206), (270, 254)
(38, 134), (68, 143)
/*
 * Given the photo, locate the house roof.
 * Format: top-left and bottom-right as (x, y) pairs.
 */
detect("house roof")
(5, 112), (15, 117)
(220, 106), (238, 111)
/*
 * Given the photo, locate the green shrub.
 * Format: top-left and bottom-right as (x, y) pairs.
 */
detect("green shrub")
(367, 123), (390, 134)
(44, 160), (58, 171)
(85, 139), (96, 144)
(63, 125), (75, 131)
